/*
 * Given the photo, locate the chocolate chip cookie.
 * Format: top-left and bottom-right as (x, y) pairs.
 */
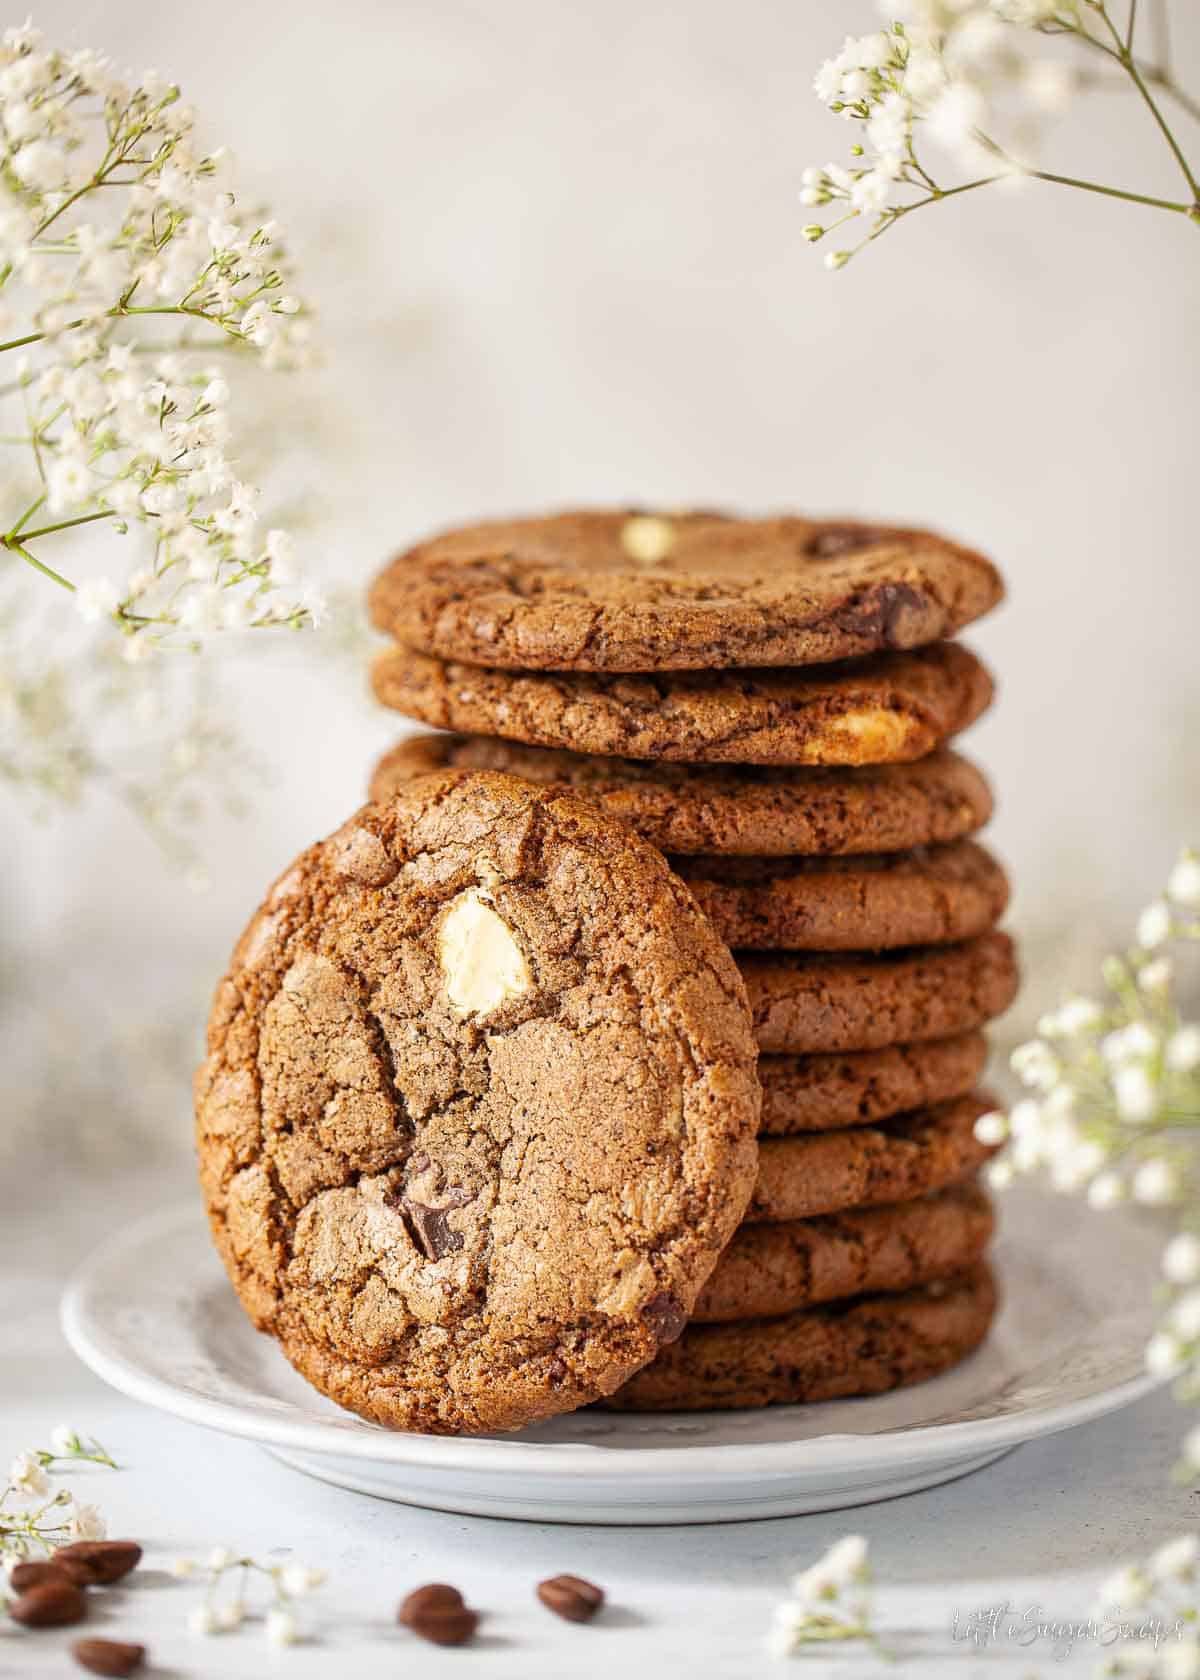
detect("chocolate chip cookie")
(370, 643), (994, 767)
(741, 930), (1018, 1053)
(195, 771), (760, 1435)
(369, 736), (995, 858)
(748, 1093), (997, 1222)
(368, 510), (1003, 672)
(693, 1182), (993, 1322)
(759, 1033), (988, 1134)
(673, 841), (1008, 951)
(605, 1263), (997, 1411)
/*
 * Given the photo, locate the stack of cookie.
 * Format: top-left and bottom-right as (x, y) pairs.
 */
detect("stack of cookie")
(362, 510), (1017, 1414)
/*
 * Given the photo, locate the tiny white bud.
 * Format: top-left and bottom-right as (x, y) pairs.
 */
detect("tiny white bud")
(1172, 1291), (1200, 1341)
(1087, 1172), (1124, 1210)
(1149, 1331), (1186, 1376)
(985, 1158), (1015, 1191)
(188, 1605), (218, 1636)
(170, 1557), (197, 1578)
(1167, 1028), (1200, 1074)
(266, 1607), (299, 1646)
(1133, 1157), (1178, 1206)
(208, 1545), (233, 1571)
(1138, 958), (1173, 994)
(1168, 853), (1200, 910)
(1164, 1234), (1200, 1285)
(1150, 1534), (1199, 1583)
(215, 1600), (245, 1631)
(974, 1111), (1008, 1146)
(1114, 1066), (1158, 1125)
(824, 250), (850, 271)
(1137, 900), (1171, 951)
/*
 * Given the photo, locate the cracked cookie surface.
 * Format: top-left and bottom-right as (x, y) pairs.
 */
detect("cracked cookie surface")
(693, 1182), (993, 1322)
(370, 643), (993, 767)
(368, 509), (1003, 672)
(194, 770), (760, 1435)
(749, 1093), (997, 1222)
(758, 1033), (988, 1134)
(673, 840), (1008, 951)
(739, 931), (1018, 1053)
(369, 736), (995, 857)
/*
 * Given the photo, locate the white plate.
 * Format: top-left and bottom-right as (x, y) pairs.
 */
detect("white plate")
(62, 1188), (1163, 1524)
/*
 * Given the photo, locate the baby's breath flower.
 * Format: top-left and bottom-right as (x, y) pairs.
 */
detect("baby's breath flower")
(1115, 1065), (1159, 1125)
(265, 1607), (299, 1646)
(8, 1452), (48, 1499)
(1086, 1171), (1124, 1211)
(66, 1500), (105, 1541)
(188, 1605), (218, 1636)
(1098, 1564), (1151, 1611)
(1169, 853), (1200, 911)
(1165, 1235), (1200, 1286)
(1138, 900), (1172, 951)
(974, 1110), (1008, 1146)
(1134, 1158), (1179, 1207)
(170, 1556), (197, 1578)
(1169, 1029), (1200, 1075)
(1172, 1293), (1200, 1342)
(1152, 1535), (1200, 1583)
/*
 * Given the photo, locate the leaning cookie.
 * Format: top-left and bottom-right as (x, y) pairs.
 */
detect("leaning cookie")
(692, 1182), (993, 1322)
(604, 1264), (998, 1411)
(368, 509), (1003, 672)
(369, 736), (996, 858)
(194, 770), (760, 1436)
(370, 643), (994, 767)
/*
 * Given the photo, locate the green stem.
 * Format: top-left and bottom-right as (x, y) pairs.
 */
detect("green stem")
(16, 509), (115, 544)
(1026, 168), (1193, 211)
(1096, 1), (1199, 199)
(3, 538), (75, 590)
(0, 302), (239, 356)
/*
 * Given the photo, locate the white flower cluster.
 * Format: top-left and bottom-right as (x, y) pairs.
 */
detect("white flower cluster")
(1, 1426), (114, 1562)
(0, 20), (323, 640)
(1096, 1534), (1199, 1678)
(766, 1534), (875, 1658)
(804, 3), (1081, 265)
(175, 1545), (326, 1647)
(980, 847), (1200, 1468)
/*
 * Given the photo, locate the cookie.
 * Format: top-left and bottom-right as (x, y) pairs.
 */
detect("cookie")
(692, 1182), (993, 1322)
(673, 841), (1008, 952)
(604, 1263), (997, 1411)
(759, 1033), (988, 1134)
(749, 1094), (997, 1222)
(369, 736), (995, 858)
(370, 643), (994, 767)
(194, 770), (760, 1436)
(740, 930), (1018, 1054)
(368, 510), (1003, 672)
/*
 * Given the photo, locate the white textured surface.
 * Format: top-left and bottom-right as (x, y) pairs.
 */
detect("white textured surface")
(2, 1161), (1196, 1675)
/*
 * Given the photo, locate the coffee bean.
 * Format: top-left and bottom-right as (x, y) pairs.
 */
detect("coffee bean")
(536, 1573), (605, 1622)
(9, 1558), (92, 1591)
(71, 1638), (146, 1676)
(53, 1542), (142, 1585)
(398, 1582), (479, 1646)
(9, 1579), (88, 1627)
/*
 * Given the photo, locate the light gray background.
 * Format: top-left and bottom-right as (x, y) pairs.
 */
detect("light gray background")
(4, 0), (1199, 1150)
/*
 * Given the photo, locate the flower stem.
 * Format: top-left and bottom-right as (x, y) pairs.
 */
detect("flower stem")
(2, 537), (75, 590)
(17, 509), (115, 543)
